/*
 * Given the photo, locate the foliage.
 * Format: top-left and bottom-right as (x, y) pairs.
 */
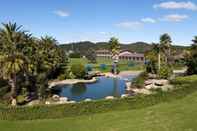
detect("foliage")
(85, 48), (97, 63)
(85, 64), (93, 72)
(0, 22), (68, 104)
(128, 61), (135, 67)
(185, 36), (197, 75)
(71, 64), (86, 79)
(1, 75), (197, 120)
(100, 64), (107, 70)
(131, 72), (148, 88)
(69, 52), (81, 58)
(158, 65), (173, 79)
(109, 37), (120, 55)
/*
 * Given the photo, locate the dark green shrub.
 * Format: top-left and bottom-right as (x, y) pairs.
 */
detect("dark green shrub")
(159, 65), (173, 79)
(85, 64), (93, 72)
(131, 72), (148, 88)
(128, 61), (135, 67)
(69, 52), (81, 58)
(100, 64), (107, 70)
(71, 64), (86, 79)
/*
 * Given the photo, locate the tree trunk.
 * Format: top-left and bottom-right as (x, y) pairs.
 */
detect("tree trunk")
(9, 75), (17, 106)
(158, 53), (161, 72)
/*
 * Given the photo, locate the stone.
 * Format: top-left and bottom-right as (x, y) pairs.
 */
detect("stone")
(154, 79), (169, 86)
(59, 97), (68, 102)
(84, 98), (92, 102)
(145, 80), (154, 86)
(52, 95), (60, 101)
(105, 96), (114, 100)
(145, 84), (155, 89)
(45, 101), (50, 105)
(11, 99), (17, 106)
(67, 100), (76, 104)
(148, 73), (157, 79)
(27, 100), (40, 106)
(121, 94), (129, 98)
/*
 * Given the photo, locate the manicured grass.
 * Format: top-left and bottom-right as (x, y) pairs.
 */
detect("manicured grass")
(69, 58), (144, 72)
(1, 75), (197, 130)
(1, 87), (197, 131)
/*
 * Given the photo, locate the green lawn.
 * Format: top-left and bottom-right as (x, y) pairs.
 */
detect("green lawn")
(69, 58), (144, 72)
(1, 90), (197, 131)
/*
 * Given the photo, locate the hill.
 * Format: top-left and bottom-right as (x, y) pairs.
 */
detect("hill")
(59, 41), (189, 56)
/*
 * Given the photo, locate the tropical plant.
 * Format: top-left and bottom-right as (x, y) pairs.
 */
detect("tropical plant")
(71, 64), (86, 79)
(85, 48), (97, 63)
(185, 36), (197, 75)
(0, 22), (68, 105)
(109, 37), (120, 74)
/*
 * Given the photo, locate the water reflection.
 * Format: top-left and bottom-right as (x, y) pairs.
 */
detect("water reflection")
(71, 83), (87, 96)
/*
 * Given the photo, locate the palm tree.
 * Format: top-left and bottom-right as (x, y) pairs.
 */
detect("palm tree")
(0, 22), (28, 105)
(152, 43), (161, 72)
(109, 37), (120, 74)
(160, 33), (172, 64)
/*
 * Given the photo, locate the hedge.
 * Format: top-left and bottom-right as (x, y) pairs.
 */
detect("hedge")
(0, 76), (197, 121)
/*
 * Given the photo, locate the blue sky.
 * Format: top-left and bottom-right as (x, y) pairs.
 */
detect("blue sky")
(0, 0), (197, 45)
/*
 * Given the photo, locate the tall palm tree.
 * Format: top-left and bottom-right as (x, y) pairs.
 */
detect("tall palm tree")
(0, 22), (28, 105)
(160, 33), (172, 64)
(109, 37), (120, 74)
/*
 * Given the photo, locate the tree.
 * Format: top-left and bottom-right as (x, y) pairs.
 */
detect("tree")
(160, 33), (172, 64)
(0, 22), (31, 105)
(185, 36), (197, 75)
(109, 37), (120, 74)
(0, 22), (68, 105)
(86, 48), (96, 63)
(71, 64), (86, 79)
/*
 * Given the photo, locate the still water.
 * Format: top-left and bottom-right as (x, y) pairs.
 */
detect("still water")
(52, 76), (136, 102)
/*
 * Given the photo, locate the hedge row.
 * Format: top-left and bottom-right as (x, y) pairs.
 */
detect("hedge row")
(0, 76), (197, 121)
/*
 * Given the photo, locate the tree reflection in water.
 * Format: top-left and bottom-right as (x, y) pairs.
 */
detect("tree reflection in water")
(71, 83), (87, 96)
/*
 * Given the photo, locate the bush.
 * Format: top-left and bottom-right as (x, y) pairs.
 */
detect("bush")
(131, 72), (148, 88)
(69, 53), (81, 58)
(85, 64), (93, 72)
(100, 64), (107, 70)
(128, 61), (135, 67)
(159, 65), (173, 79)
(71, 64), (86, 79)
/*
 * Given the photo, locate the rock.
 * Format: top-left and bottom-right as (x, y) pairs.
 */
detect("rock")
(154, 80), (169, 86)
(52, 95), (60, 101)
(27, 100), (40, 106)
(45, 101), (50, 105)
(11, 99), (17, 106)
(67, 100), (76, 104)
(84, 98), (92, 102)
(148, 73), (157, 79)
(145, 84), (155, 89)
(59, 97), (68, 102)
(105, 96), (114, 100)
(132, 88), (152, 95)
(121, 94), (129, 98)
(145, 80), (154, 86)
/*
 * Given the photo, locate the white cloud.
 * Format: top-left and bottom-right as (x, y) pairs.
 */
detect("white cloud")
(154, 1), (197, 10)
(115, 21), (143, 29)
(161, 14), (189, 22)
(54, 10), (70, 17)
(141, 18), (156, 23)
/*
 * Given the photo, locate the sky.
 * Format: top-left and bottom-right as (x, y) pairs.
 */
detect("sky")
(0, 0), (197, 45)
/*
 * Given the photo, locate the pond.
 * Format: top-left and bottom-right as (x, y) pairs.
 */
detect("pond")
(51, 75), (136, 102)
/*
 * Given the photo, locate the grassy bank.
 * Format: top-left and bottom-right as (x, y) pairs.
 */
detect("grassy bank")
(1, 75), (197, 130)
